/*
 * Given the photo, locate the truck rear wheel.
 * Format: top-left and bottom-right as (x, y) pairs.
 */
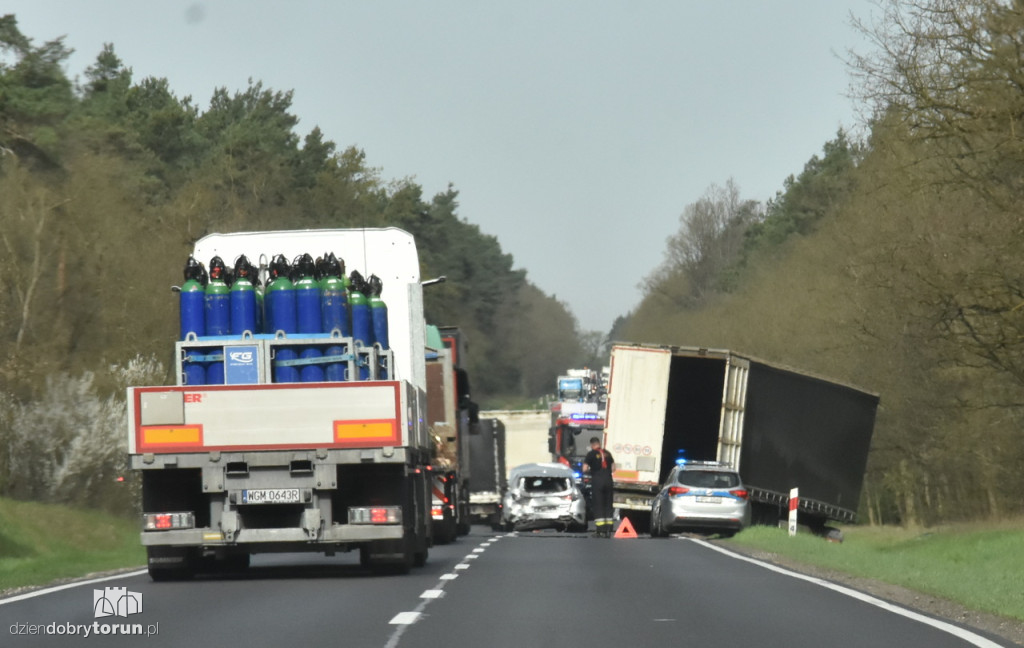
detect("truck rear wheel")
(413, 547), (428, 567)
(433, 517), (456, 545)
(360, 539), (415, 575)
(146, 547), (196, 581)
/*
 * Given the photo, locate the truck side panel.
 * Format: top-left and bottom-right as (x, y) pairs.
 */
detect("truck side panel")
(469, 418), (506, 494)
(742, 362), (877, 516)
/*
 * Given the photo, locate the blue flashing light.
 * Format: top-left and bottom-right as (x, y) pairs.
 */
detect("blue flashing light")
(569, 413), (601, 421)
(675, 458), (688, 466)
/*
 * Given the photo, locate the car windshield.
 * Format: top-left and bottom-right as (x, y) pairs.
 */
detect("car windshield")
(677, 470), (739, 489)
(521, 477), (570, 494)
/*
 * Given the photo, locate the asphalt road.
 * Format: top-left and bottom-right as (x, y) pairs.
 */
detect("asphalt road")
(0, 528), (1011, 647)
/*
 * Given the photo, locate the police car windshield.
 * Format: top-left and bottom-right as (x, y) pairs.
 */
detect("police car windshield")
(677, 471), (739, 489)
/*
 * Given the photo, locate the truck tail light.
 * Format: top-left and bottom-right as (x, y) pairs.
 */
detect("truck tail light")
(668, 486), (690, 497)
(349, 506), (402, 524)
(431, 507), (444, 519)
(143, 512), (195, 531)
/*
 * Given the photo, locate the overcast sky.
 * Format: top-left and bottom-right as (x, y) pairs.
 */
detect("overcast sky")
(6, 1), (876, 333)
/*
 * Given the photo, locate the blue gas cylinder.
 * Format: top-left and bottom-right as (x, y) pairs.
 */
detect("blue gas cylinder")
(204, 256), (230, 336)
(254, 282), (265, 334)
(320, 253), (349, 336)
(180, 257), (206, 339)
(273, 345), (299, 383)
(322, 265), (349, 382)
(367, 274), (389, 350)
(348, 271), (372, 380)
(230, 255), (257, 335)
(183, 349), (206, 386)
(294, 254), (322, 333)
(324, 341), (347, 382)
(300, 346), (324, 382)
(349, 270), (372, 346)
(265, 255), (296, 334)
(180, 257), (209, 385)
(206, 353), (225, 385)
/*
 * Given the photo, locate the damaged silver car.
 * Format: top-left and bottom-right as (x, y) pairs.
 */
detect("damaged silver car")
(501, 463), (587, 532)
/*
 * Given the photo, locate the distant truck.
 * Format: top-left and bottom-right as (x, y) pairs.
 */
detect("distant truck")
(424, 325), (476, 544)
(467, 417), (507, 528)
(128, 228), (433, 579)
(555, 367), (608, 407)
(549, 368), (608, 519)
(603, 343), (878, 532)
(549, 366), (609, 476)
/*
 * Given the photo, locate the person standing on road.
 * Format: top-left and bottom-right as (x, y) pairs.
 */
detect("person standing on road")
(583, 436), (615, 537)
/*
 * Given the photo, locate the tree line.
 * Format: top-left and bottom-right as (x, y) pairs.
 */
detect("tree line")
(0, 15), (593, 513)
(622, 0), (1024, 526)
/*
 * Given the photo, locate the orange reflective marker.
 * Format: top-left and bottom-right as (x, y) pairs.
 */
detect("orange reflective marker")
(614, 517), (638, 539)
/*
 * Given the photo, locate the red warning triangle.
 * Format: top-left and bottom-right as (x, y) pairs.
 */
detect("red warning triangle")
(613, 517), (638, 539)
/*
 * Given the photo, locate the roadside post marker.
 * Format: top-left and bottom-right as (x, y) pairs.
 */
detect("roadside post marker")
(788, 487), (799, 537)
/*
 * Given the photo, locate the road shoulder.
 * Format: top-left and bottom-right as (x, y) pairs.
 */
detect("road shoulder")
(715, 540), (1024, 647)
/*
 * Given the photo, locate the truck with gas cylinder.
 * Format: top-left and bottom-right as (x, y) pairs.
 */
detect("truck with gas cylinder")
(424, 325), (476, 543)
(603, 343), (878, 533)
(128, 228), (433, 579)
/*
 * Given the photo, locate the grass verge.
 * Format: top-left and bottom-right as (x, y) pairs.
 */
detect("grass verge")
(727, 521), (1024, 621)
(0, 497), (144, 593)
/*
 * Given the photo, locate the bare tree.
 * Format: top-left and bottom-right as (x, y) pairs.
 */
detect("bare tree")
(644, 179), (762, 304)
(849, 0), (1024, 204)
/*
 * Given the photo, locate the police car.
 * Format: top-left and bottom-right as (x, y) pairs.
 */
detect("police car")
(649, 460), (751, 537)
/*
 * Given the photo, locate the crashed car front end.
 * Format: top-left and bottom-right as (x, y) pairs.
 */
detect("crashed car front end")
(504, 472), (586, 531)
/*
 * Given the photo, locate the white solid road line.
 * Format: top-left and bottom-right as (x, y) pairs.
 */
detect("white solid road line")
(0, 569), (148, 606)
(692, 539), (1006, 648)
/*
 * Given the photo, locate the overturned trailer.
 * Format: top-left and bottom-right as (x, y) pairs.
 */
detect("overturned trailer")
(603, 343), (878, 531)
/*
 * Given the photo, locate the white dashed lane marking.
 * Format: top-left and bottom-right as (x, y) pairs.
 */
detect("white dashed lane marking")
(384, 533), (511, 647)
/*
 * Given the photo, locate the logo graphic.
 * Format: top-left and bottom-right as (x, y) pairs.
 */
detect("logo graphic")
(224, 344), (259, 384)
(93, 587), (143, 618)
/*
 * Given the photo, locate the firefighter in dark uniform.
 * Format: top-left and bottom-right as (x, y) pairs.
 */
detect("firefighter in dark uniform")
(583, 436), (615, 537)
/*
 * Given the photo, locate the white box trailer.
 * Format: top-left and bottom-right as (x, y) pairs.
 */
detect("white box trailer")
(604, 343), (878, 530)
(129, 228), (432, 579)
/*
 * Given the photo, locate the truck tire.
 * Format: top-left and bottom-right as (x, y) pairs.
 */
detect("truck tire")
(433, 518), (455, 545)
(413, 547), (428, 567)
(488, 511), (503, 531)
(147, 547), (196, 581)
(361, 537), (415, 575)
